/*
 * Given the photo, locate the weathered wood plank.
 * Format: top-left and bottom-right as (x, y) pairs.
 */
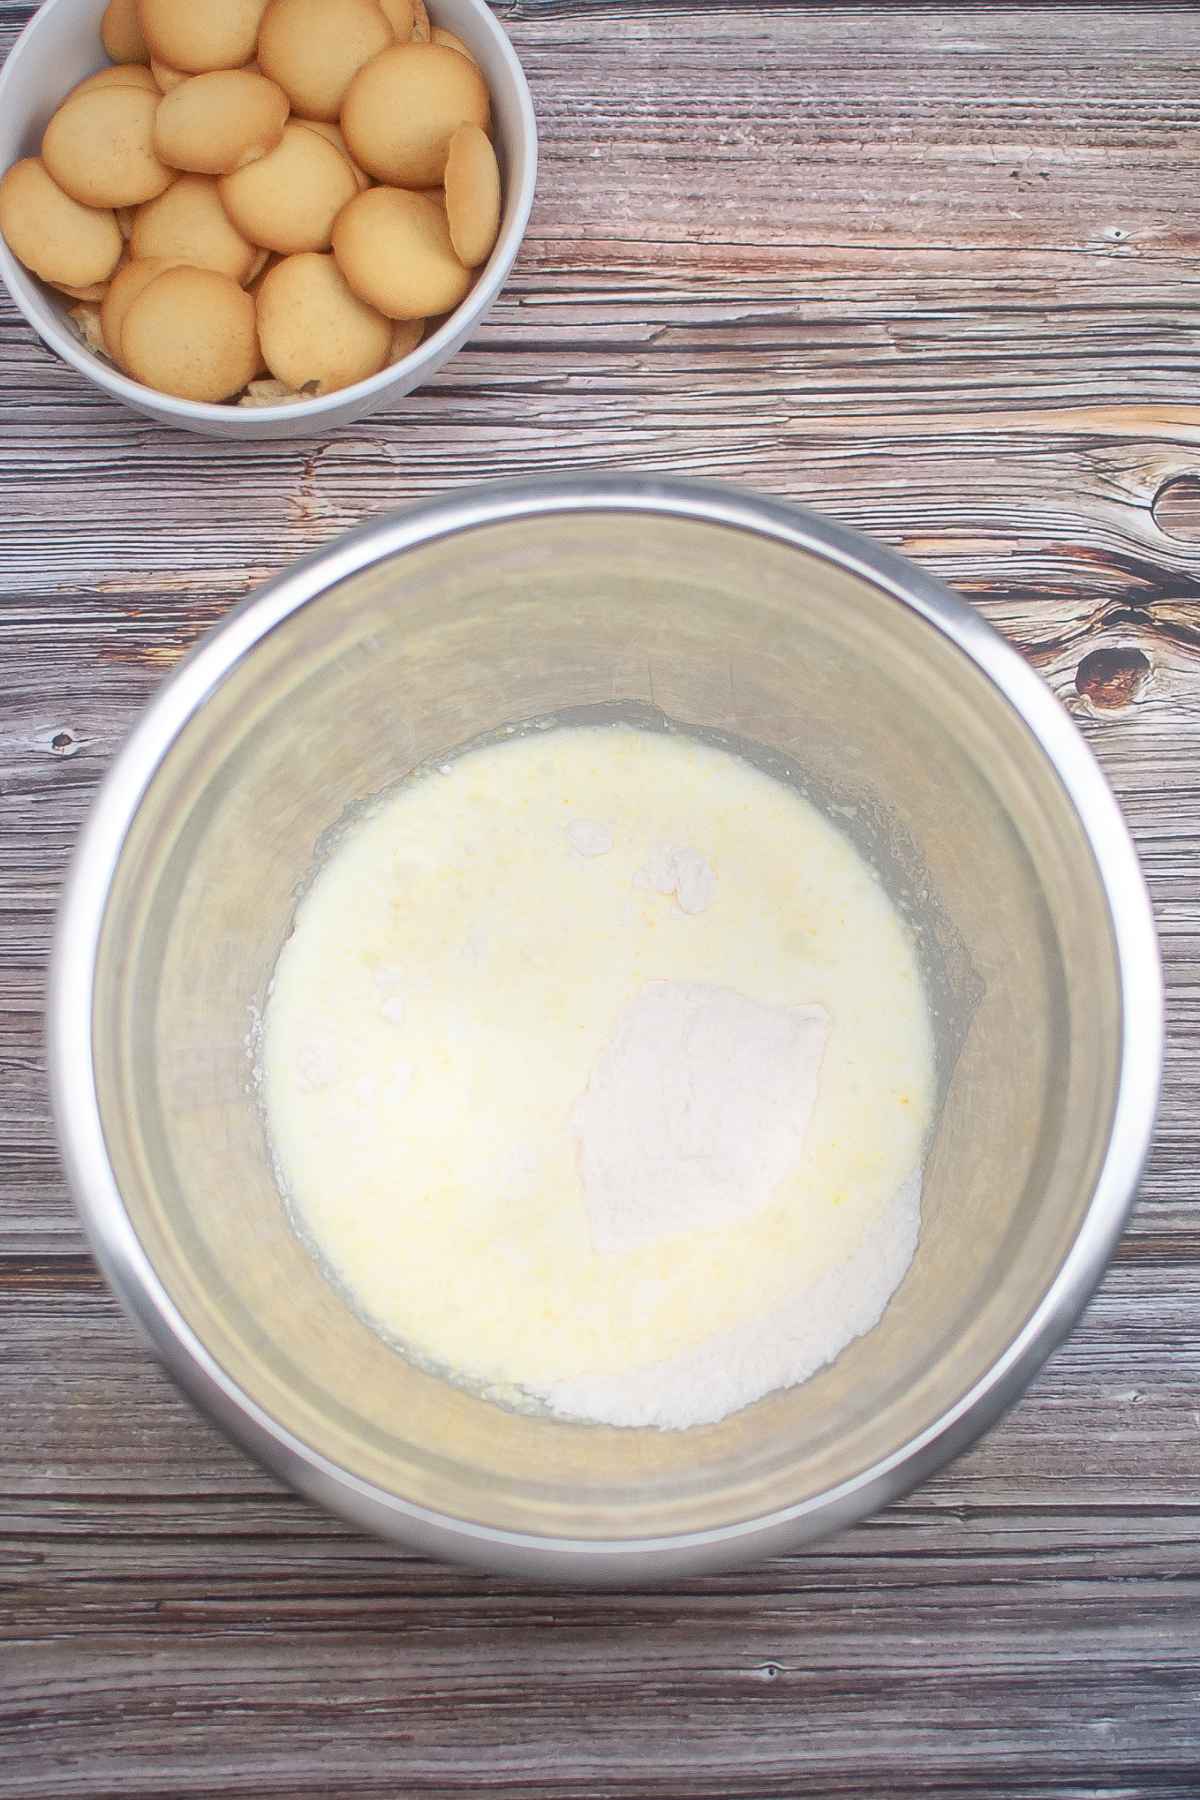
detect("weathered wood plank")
(1, 3), (1199, 1796)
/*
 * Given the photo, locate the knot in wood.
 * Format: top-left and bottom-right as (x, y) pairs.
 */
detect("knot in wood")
(1075, 646), (1151, 711)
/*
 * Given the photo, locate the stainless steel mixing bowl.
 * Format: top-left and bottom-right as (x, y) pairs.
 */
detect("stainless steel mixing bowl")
(49, 475), (1162, 1581)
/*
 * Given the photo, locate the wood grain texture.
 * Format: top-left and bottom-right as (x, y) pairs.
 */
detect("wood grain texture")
(2, 3), (1199, 1796)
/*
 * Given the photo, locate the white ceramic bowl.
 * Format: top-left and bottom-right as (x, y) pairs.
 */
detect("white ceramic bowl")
(0, 0), (537, 438)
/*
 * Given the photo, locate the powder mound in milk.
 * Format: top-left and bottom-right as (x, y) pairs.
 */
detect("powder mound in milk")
(635, 844), (716, 914)
(530, 1170), (923, 1430)
(572, 980), (829, 1255)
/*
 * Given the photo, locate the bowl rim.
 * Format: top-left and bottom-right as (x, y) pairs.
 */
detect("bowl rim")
(48, 475), (1164, 1581)
(0, 0), (538, 426)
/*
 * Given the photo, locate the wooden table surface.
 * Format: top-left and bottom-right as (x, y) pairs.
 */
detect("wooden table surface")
(3, 3), (1199, 1795)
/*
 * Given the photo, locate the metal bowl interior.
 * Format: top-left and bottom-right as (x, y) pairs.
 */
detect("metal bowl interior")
(50, 477), (1162, 1580)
